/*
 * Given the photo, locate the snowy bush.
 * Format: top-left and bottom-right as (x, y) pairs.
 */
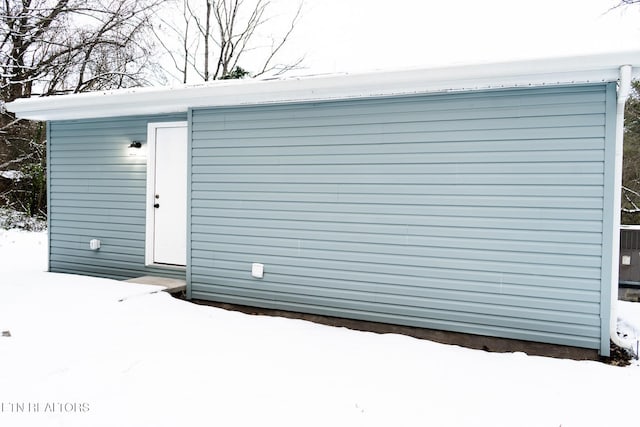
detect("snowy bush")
(0, 207), (46, 231)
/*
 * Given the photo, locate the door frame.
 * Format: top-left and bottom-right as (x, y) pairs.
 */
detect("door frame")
(145, 121), (188, 267)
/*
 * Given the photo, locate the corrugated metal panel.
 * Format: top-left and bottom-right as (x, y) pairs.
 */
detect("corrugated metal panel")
(48, 113), (187, 280)
(619, 228), (640, 285)
(620, 228), (640, 250)
(189, 85), (610, 350)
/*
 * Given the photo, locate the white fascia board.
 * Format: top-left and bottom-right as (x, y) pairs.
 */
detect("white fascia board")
(7, 50), (640, 121)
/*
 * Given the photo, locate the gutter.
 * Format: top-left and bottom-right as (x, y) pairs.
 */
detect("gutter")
(6, 51), (640, 121)
(610, 64), (636, 356)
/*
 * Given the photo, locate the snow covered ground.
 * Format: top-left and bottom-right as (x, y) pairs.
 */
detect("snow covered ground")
(1, 228), (640, 427)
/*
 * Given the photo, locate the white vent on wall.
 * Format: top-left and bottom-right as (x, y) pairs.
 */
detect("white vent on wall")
(251, 263), (264, 279)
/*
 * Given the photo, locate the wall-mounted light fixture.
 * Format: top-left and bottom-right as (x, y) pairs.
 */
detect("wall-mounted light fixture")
(128, 140), (143, 156)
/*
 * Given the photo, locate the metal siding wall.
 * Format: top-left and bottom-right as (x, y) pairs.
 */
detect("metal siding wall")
(189, 85), (607, 350)
(48, 113), (187, 280)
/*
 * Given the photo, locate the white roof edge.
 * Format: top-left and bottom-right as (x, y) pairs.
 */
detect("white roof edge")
(7, 50), (640, 121)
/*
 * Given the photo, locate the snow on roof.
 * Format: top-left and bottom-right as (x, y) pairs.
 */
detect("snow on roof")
(6, 50), (640, 121)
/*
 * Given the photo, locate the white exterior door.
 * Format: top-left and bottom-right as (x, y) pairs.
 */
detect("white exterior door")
(146, 122), (188, 266)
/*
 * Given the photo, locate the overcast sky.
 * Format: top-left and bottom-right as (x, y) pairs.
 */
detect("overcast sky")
(263, 0), (640, 75)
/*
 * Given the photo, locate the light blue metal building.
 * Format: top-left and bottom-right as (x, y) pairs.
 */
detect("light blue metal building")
(8, 52), (640, 356)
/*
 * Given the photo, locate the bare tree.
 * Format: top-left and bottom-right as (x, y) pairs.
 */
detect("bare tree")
(607, 1), (640, 222)
(622, 81), (640, 223)
(609, 0), (640, 12)
(0, 0), (163, 216)
(1, 0), (163, 102)
(153, 0), (304, 83)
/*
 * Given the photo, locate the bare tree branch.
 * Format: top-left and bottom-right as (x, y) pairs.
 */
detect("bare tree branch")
(253, 1), (302, 77)
(155, 0), (304, 83)
(1, 0), (163, 101)
(1, 1), (165, 216)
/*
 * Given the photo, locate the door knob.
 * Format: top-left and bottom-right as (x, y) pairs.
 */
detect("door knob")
(154, 203), (160, 208)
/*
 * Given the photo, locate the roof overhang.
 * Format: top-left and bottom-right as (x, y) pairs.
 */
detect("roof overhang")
(7, 50), (640, 121)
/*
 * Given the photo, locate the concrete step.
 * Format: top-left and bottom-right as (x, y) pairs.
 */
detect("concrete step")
(124, 276), (186, 295)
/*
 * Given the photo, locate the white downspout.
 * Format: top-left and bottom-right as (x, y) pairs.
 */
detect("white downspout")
(610, 64), (635, 355)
